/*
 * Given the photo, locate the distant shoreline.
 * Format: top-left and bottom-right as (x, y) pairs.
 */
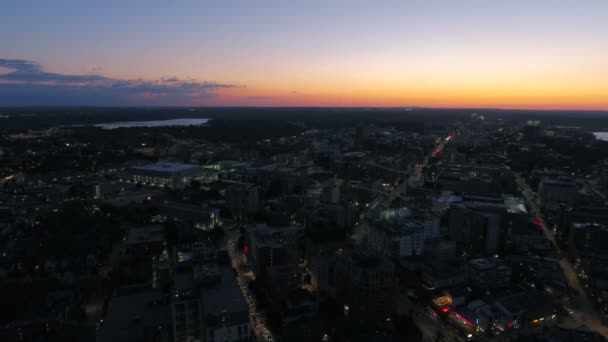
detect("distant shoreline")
(92, 118), (210, 129)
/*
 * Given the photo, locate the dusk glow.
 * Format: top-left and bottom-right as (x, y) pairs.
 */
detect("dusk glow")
(4, 2), (608, 338)
(1, 0), (608, 109)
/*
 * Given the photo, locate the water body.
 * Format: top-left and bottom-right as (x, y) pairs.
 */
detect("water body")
(593, 132), (608, 142)
(95, 118), (210, 129)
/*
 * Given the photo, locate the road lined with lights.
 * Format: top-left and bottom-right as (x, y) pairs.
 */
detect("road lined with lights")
(226, 228), (275, 342)
(410, 131), (457, 188)
(515, 174), (608, 338)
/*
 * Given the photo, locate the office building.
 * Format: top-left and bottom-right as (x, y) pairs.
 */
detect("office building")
(468, 258), (511, 290)
(365, 207), (425, 257)
(225, 182), (260, 219)
(448, 195), (528, 254)
(131, 162), (203, 189)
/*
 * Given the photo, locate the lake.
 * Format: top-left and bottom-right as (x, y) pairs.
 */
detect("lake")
(94, 118), (210, 129)
(593, 132), (608, 142)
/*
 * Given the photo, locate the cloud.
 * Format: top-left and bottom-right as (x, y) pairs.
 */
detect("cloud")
(0, 58), (239, 106)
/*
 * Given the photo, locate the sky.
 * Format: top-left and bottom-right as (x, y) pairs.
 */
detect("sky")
(1, 0), (607, 109)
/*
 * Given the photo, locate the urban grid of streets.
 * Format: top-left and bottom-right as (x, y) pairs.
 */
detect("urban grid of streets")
(222, 132), (459, 342)
(82, 128), (608, 342)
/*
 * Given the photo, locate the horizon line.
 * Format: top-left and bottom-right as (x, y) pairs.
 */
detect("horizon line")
(1, 105), (608, 113)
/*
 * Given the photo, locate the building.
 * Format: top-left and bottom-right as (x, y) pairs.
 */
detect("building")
(511, 222), (546, 252)
(467, 258), (511, 290)
(425, 239), (457, 261)
(158, 202), (220, 232)
(266, 264), (302, 303)
(538, 177), (579, 207)
(101, 286), (170, 342)
(172, 272), (203, 342)
(225, 182), (260, 219)
(421, 261), (467, 290)
(309, 253), (337, 296)
(448, 195), (528, 254)
(201, 268), (251, 342)
(556, 206), (608, 242)
(497, 289), (557, 330)
(281, 289), (319, 341)
(321, 179), (342, 204)
(244, 224), (302, 282)
(568, 222), (608, 265)
(335, 252), (398, 323)
(125, 224), (166, 257)
(524, 120), (542, 140)
(170, 235), (251, 342)
(365, 208), (426, 258)
(436, 164), (515, 196)
(450, 299), (515, 336)
(131, 162), (203, 188)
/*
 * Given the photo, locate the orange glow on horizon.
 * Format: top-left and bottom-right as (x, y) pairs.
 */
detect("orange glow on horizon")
(210, 83), (608, 110)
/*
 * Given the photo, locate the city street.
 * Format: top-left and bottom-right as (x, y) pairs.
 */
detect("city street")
(225, 227), (275, 341)
(515, 174), (608, 338)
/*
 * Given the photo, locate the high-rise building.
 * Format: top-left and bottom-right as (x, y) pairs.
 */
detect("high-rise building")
(335, 252), (397, 323)
(364, 207), (426, 257)
(448, 195), (528, 254)
(321, 179), (342, 204)
(225, 182), (260, 219)
(201, 268), (251, 342)
(538, 178), (579, 207)
(172, 272), (203, 342)
(467, 257), (511, 290)
(244, 224), (302, 281)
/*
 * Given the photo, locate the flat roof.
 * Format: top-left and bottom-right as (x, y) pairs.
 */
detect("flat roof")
(131, 162), (200, 173)
(125, 225), (165, 245)
(504, 196), (528, 214)
(202, 267), (248, 315)
(468, 258), (497, 270)
(102, 289), (168, 342)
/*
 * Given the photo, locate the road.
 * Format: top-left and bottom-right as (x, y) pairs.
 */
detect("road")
(225, 227), (276, 342)
(515, 174), (608, 338)
(409, 131), (457, 188)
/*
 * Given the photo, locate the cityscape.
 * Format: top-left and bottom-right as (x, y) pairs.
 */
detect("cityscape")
(2, 1), (608, 342)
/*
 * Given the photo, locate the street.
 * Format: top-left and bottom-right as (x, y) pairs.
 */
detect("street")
(515, 174), (608, 338)
(225, 227), (276, 341)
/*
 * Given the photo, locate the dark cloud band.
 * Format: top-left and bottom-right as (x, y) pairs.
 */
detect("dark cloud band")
(0, 58), (238, 106)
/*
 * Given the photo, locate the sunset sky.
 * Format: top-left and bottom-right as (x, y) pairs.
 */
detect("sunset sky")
(1, 0), (607, 109)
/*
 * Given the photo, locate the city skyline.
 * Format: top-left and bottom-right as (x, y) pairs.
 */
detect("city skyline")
(2, 0), (608, 109)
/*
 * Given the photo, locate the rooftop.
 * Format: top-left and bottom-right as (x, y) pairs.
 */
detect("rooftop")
(468, 258), (498, 271)
(102, 288), (169, 342)
(125, 225), (165, 245)
(371, 208), (425, 235)
(131, 162), (201, 173)
(503, 196), (528, 214)
(202, 267), (248, 315)
(573, 222), (608, 232)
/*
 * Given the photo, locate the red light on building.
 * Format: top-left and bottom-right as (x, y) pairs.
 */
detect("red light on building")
(243, 244), (249, 255)
(441, 307), (451, 313)
(534, 220), (542, 227)
(507, 322), (513, 328)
